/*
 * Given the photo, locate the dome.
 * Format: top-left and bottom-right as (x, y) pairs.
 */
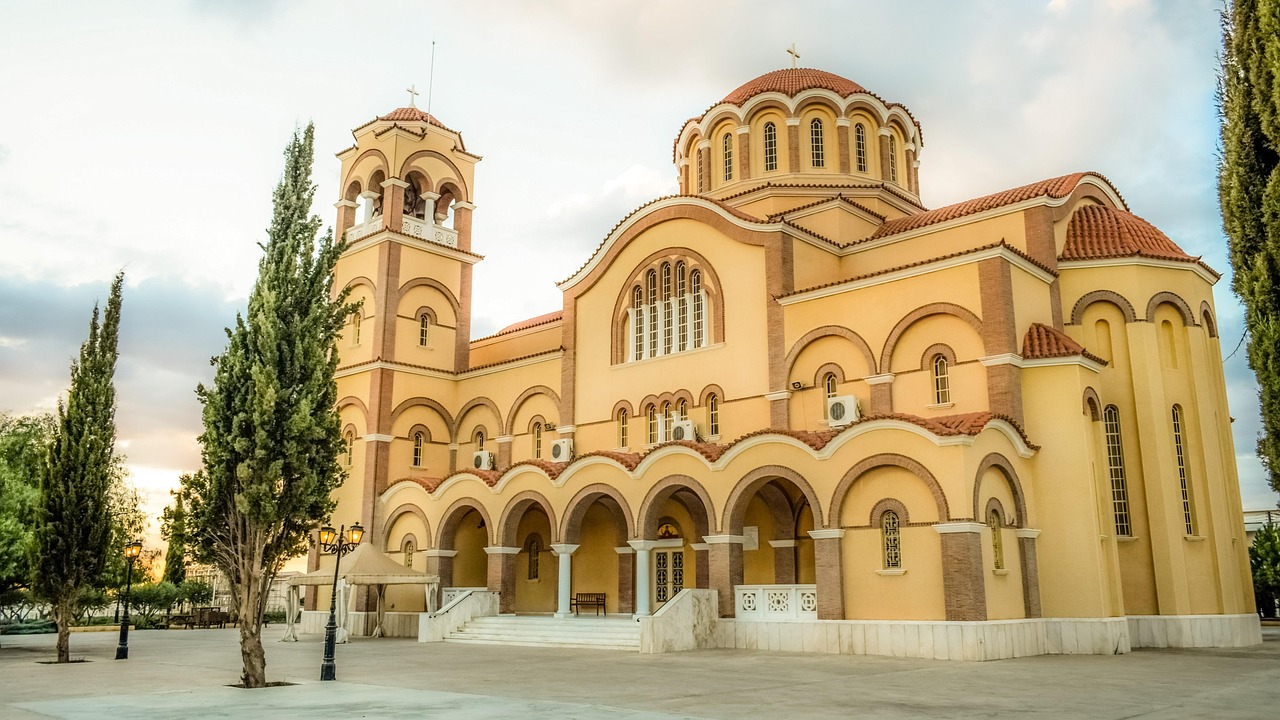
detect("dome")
(380, 106), (450, 130)
(721, 68), (868, 106)
(1061, 205), (1191, 261)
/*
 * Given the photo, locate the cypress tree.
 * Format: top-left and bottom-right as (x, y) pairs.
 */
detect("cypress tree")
(160, 493), (187, 585)
(30, 272), (125, 663)
(182, 124), (352, 687)
(1220, 0), (1280, 494)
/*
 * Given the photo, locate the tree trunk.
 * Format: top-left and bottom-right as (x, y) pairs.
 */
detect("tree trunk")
(237, 576), (266, 687)
(55, 598), (72, 663)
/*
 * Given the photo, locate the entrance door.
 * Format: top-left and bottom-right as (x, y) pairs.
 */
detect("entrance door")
(653, 548), (685, 608)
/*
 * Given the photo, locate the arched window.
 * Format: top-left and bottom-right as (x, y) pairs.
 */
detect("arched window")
(676, 262), (688, 351)
(647, 270), (659, 354)
(722, 133), (733, 181)
(412, 432), (424, 467)
(691, 270), (704, 348)
(854, 123), (867, 172)
(1103, 406), (1131, 536)
(343, 430), (354, 467)
(632, 286), (644, 360)
(888, 135), (899, 183)
(881, 510), (901, 569)
(1172, 405), (1195, 534)
(763, 122), (778, 171)
(696, 148), (704, 192)
(350, 312), (362, 346)
(989, 509), (1004, 570)
(708, 393), (720, 437)
(932, 355), (950, 405)
(618, 408), (628, 448)
(526, 535), (541, 580)
(661, 401), (671, 439)
(475, 430), (485, 451)
(823, 372), (838, 419)
(661, 263), (673, 355)
(403, 539), (415, 568)
(647, 405), (657, 445)
(533, 423), (542, 459)
(677, 399), (687, 421)
(810, 118), (825, 168)
(418, 314), (430, 347)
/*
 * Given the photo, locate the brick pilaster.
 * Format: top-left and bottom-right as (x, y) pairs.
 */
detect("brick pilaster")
(978, 257), (1024, 424)
(877, 129), (892, 183)
(737, 128), (751, 181)
(706, 538), (744, 618)
(380, 177), (409, 234)
(1017, 529), (1042, 618)
(935, 523), (987, 621)
(770, 539), (797, 584)
(424, 549), (455, 611)
(616, 550), (635, 614)
(809, 529), (846, 620)
(866, 374), (894, 414)
(486, 547), (519, 613)
(837, 120), (851, 174)
(787, 120), (801, 172)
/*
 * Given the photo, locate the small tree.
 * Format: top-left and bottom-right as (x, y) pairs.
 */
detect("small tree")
(183, 125), (352, 687)
(160, 492), (187, 585)
(30, 272), (124, 663)
(1251, 522), (1280, 617)
(179, 579), (213, 611)
(128, 582), (181, 626)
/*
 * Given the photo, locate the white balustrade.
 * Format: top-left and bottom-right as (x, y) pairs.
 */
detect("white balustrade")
(432, 225), (459, 248)
(442, 586), (487, 606)
(346, 214), (458, 249)
(734, 584), (818, 620)
(347, 215), (383, 241)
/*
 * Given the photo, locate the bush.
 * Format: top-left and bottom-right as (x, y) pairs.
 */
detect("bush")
(178, 580), (213, 609)
(262, 610), (285, 625)
(127, 582), (181, 624)
(1, 618), (55, 635)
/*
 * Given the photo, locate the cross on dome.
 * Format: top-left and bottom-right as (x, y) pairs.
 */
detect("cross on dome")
(786, 43), (800, 68)
(406, 84), (420, 108)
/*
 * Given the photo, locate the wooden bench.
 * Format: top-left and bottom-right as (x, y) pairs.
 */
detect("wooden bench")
(569, 593), (606, 616)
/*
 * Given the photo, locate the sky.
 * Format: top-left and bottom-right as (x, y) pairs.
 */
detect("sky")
(1, 0), (1276, 549)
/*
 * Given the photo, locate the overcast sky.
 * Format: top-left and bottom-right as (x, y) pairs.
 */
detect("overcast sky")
(1, 0), (1275, 546)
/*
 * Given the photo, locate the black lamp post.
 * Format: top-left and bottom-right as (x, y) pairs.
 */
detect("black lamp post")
(115, 539), (142, 660)
(318, 522), (363, 681)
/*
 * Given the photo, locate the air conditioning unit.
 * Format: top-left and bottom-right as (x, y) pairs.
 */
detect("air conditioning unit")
(827, 395), (861, 428)
(472, 450), (495, 471)
(669, 419), (698, 442)
(550, 438), (574, 462)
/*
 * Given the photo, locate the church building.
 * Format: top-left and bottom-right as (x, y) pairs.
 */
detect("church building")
(311, 66), (1261, 659)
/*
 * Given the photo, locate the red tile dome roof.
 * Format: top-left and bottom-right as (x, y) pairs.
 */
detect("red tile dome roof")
(379, 107), (449, 129)
(722, 68), (868, 105)
(1061, 205), (1191, 261)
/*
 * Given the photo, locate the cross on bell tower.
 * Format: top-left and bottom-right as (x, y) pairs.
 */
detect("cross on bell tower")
(786, 43), (800, 68)
(406, 84), (420, 108)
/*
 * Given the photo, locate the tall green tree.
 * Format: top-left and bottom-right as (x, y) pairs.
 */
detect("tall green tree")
(160, 491), (187, 585)
(1250, 522), (1280, 616)
(30, 272), (124, 663)
(0, 412), (54, 594)
(182, 124), (352, 687)
(1220, 0), (1280, 493)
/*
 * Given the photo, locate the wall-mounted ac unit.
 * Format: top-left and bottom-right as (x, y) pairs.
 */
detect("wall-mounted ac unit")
(827, 395), (861, 428)
(472, 450), (495, 471)
(669, 419), (698, 442)
(550, 438), (574, 462)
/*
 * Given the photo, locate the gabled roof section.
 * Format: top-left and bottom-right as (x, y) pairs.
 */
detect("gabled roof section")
(864, 172), (1126, 243)
(1021, 323), (1106, 365)
(1061, 205), (1192, 262)
(350, 107), (468, 151)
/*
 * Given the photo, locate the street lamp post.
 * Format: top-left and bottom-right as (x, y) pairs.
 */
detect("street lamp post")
(115, 540), (142, 660)
(318, 522), (363, 681)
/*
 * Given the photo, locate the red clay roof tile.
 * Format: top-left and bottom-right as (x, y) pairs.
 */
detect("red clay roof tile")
(722, 68), (868, 105)
(1061, 204), (1192, 262)
(1021, 323), (1106, 364)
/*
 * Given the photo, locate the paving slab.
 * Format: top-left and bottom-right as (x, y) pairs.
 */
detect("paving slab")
(1, 624), (1277, 719)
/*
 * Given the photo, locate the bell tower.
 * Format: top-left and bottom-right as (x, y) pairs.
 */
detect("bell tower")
(328, 102), (482, 572)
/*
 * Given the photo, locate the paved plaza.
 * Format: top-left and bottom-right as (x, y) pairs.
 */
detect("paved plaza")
(1, 624), (1278, 719)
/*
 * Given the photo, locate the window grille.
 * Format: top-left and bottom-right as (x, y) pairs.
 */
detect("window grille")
(691, 270), (704, 347)
(419, 314), (430, 346)
(1103, 406), (1131, 536)
(677, 399), (687, 421)
(697, 149), (704, 192)
(647, 406), (657, 444)
(888, 135), (899, 183)
(763, 122), (778, 171)
(676, 263), (688, 351)
(932, 355), (950, 405)
(533, 424), (542, 459)
(723, 133), (733, 181)
(810, 118), (825, 168)
(989, 509), (1004, 570)
(632, 286), (644, 360)
(412, 432), (423, 467)
(475, 430), (485, 451)
(344, 431), (354, 467)
(855, 123), (867, 172)
(1172, 405), (1195, 534)
(661, 263), (673, 354)
(647, 270), (658, 354)
(618, 409), (628, 448)
(350, 313), (361, 346)
(528, 536), (540, 580)
(881, 510), (901, 569)
(708, 394), (720, 436)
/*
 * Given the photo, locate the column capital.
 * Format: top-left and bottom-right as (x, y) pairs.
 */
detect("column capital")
(689, 542), (710, 551)
(764, 390), (791, 402)
(768, 539), (798, 548)
(785, 117), (802, 126)
(863, 373), (895, 386)
(703, 534), (747, 545)
(423, 549), (457, 558)
(808, 528), (846, 540)
(614, 546), (635, 555)
(933, 522), (986, 535)
(453, 201), (476, 211)
(1015, 528), (1042, 539)
(363, 434), (394, 443)
(550, 543), (580, 556)
(836, 117), (851, 127)
(627, 539), (660, 552)
(556, 424), (577, 435)
(334, 199), (359, 209)
(359, 190), (380, 200)
(495, 435), (513, 444)
(484, 546), (520, 555)
(419, 190), (441, 201)
(878, 127), (893, 137)
(381, 177), (410, 189)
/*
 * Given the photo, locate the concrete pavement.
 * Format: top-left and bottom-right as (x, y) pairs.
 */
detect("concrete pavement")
(1, 624), (1278, 718)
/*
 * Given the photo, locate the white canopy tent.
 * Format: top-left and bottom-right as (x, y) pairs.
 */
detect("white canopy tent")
(282, 543), (440, 641)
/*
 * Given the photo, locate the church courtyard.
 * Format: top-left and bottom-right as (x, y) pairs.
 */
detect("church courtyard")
(2, 626), (1277, 719)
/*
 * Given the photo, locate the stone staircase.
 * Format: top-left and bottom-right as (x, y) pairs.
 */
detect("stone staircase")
(445, 614), (641, 651)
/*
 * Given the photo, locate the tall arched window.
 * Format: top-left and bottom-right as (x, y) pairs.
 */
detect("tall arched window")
(1172, 405), (1196, 535)
(419, 314), (430, 347)
(647, 405), (658, 445)
(988, 509), (1004, 570)
(708, 393), (720, 436)
(533, 424), (542, 459)
(722, 133), (733, 181)
(403, 539), (415, 568)
(475, 430), (485, 451)
(647, 270), (658, 354)
(632, 286), (644, 360)
(888, 135), (899, 183)
(618, 408), (628, 448)
(854, 123), (867, 172)
(661, 401), (671, 438)
(810, 118), (825, 168)
(932, 355), (950, 405)
(823, 372), (838, 419)
(763, 122), (778, 171)
(691, 270), (704, 347)
(350, 312), (362, 346)
(676, 262), (688, 351)
(526, 535), (540, 580)
(881, 510), (901, 569)
(412, 432), (424, 467)
(677, 399), (687, 421)
(1103, 406), (1131, 536)
(343, 430), (354, 467)
(661, 263), (673, 355)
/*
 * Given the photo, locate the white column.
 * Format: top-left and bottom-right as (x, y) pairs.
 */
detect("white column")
(629, 540), (659, 617)
(550, 543), (579, 618)
(359, 190), (379, 223)
(420, 191), (440, 225)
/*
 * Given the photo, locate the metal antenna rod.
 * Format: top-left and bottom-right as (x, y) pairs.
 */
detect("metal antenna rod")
(427, 41), (437, 116)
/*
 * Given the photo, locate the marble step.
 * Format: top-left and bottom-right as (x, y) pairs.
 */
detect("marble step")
(445, 636), (639, 651)
(448, 616), (640, 650)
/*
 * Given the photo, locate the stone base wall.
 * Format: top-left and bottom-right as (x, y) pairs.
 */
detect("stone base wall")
(297, 609), (422, 639)
(1127, 614), (1262, 649)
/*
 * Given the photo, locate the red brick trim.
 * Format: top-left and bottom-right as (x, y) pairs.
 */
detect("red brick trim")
(611, 399), (636, 419)
(559, 483), (636, 544)
(1199, 301), (1217, 337)
(502, 385), (562, 436)
(452, 397), (503, 440)
(722, 465), (825, 534)
(396, 150), (471, 201)
(337, 395), (370, 427)
(389, 397), (455, 436)
(880, 303), (983, 374)
(341, 148), (391, 193)
(972, 453), (1028, 527)
(1145, 291), (1197, 326)
(919, 343), (957, 371)
(698, 384), (726, 406)
(637, 475), (716, 538)
(1082, 387), (1101, 421)
(1068, 289), (1137, 325)
(497, 490), (559, 547)
(608, 247), (727, 364)
(829, 453), (949, 526)
(868, 497), (910, 526)
(436, 497), (493, 549)
(984, 498), (1007, 525)
(396, 277), (462, 319)
(812, 362), (846, 388)
(784, 325), (877, 380)
(380, 504), (432, 551)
